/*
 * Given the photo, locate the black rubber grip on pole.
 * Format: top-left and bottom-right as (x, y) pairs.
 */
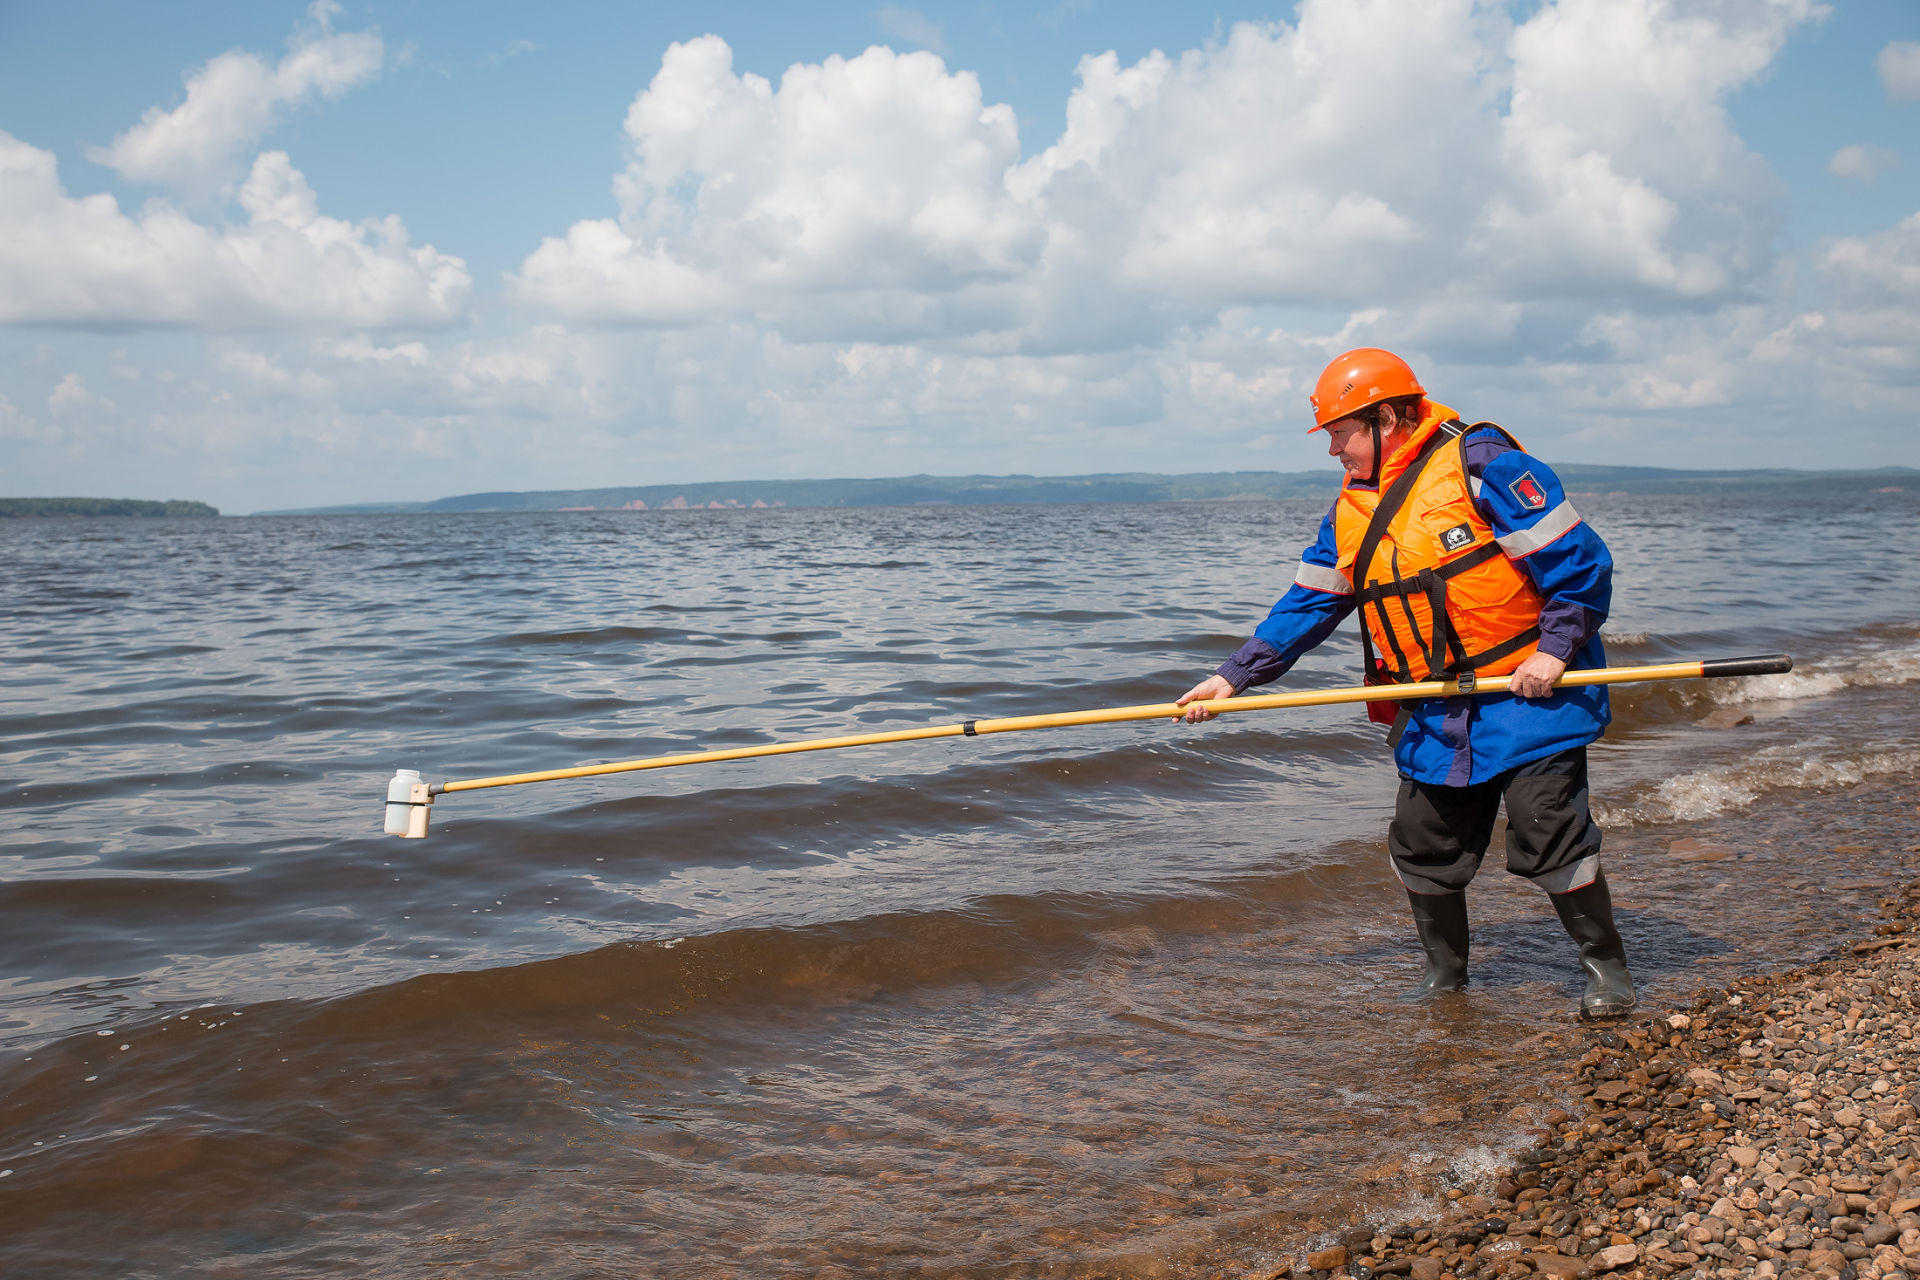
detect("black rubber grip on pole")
(963, 721), (977, 736)
(1699, 653), (1793, 678)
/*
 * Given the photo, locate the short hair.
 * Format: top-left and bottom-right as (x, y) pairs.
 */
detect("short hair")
(1369, 394), (1425, 429)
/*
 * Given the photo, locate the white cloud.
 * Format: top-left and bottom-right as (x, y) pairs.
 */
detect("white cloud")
(0, 134), (470, 329)
(480, 37), (542, 69)
(0, 2), (446, 333)
(89, 1), (382, 199)
(517, 0), (1817, 351)
(514, 36), (1038, 334)
(1823, 212), (1920, 306)
(1808, 214), (1920, 398)
(1011, 2), (1498, 312)
(0, 391), (39, 443)
(1828, 143), (1897, 183)
(1474, 0), (1815, 300)
(0, 388), (67, 448)
(1879, 40), (1920, 102)
(201, 328), (614, 435)
(47, 372), (112, 416)
(876, 6), (947, 55)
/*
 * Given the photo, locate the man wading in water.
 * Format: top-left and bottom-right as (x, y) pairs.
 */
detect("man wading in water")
(1176, 348), (1635, 1019)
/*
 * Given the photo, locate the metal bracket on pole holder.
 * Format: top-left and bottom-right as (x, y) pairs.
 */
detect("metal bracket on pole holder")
(405, 783), (434, 839)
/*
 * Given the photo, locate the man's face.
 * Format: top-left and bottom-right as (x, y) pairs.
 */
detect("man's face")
(1324, 417), (1375, 477)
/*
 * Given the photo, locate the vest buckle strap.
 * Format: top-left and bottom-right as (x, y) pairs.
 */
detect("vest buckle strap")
(1351, 528), (1503, 607)
(1452, 625), (1543, 673)
(1345, 416), (1543, 689)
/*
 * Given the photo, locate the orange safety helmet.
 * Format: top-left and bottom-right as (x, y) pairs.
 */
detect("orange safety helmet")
(1309, 348), (1424, 430)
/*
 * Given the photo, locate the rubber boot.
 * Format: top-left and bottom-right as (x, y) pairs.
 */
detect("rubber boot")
(1550, 872), (1637, 1020)
(1404, 891), (1469, 999)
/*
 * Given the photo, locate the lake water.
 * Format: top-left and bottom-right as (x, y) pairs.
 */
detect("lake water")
(2, 491), (1917, 1276)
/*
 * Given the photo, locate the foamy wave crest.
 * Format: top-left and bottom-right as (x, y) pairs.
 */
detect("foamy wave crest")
(1595, 747), (1919, 828)
(1704, 639), (1920, 706)
(1710, 670), (1848, 703)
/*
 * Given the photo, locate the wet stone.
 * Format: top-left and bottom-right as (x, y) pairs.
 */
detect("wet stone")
(1305, 1245), (1348, 1271)
(1669, 837), (1736, 862)
(1174, 869), (1920, 1280)
(1591, 1241), (1639, 1270)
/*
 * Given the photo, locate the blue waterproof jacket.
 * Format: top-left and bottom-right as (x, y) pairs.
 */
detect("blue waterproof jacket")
(1215, 427), (1612, 786)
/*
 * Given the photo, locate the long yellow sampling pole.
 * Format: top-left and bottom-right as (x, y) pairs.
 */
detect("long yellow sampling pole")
(381, 654), (1791, 837)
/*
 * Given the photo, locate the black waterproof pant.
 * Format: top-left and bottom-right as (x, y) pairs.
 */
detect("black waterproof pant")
(1389, 746), (1601, 896)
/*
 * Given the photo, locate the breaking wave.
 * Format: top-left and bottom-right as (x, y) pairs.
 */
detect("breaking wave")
(1595, 745), (1920, 828)
(1696, 635), (1920, 707)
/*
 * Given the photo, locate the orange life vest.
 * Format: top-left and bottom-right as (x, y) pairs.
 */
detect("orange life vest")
(1333, 402), (1544, 690)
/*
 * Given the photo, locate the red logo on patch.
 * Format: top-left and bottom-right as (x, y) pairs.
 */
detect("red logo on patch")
(1508, 470), (1548, 510)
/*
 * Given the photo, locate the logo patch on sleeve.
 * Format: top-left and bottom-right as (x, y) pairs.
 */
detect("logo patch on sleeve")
(1507, 470), (1548, 510)
(1440, 523), (1475, 553)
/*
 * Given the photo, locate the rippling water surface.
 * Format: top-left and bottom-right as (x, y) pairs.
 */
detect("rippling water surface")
(2, 493), (1917, 1276)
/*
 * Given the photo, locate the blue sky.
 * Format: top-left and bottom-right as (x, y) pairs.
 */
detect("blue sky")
(1, 0), (1916, 512)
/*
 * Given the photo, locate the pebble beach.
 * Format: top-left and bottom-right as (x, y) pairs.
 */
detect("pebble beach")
(1265, 829), (1920, 1280)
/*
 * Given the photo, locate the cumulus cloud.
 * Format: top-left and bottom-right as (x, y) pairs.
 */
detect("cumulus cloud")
(1010, 2), (1497, 311)
(89, 1), (382, 199)
(1828, 144), (1897, 183)
(1474, 0), (1812, 301)
(1880, 40), (1920, 102)
(0, 133), (470, 329)
(0, 390), (59, 446)
(0, 0), (452, 331)
(517, 0), (1817, 350)
(1823, 212), (1920, 305)
(185, 321), (1250, 492)
(1807, 213), (1920, 396)
(47, 372), (113, 416)
(515, 36), (1038, 333)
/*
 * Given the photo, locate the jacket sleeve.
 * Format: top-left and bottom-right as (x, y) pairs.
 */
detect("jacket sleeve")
(1461, 429), (1611, 662)
(1215, 504), (1356, 691)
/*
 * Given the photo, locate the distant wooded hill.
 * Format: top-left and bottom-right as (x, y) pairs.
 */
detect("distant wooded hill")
(0, 498), (220, 518)
(262, 465), (1916, 516)
(270, 472), (1330, 514)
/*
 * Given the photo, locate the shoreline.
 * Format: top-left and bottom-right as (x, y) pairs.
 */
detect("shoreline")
(1269, 855), (1920, 1280)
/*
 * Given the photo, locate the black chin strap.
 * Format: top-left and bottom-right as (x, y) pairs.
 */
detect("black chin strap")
(1367, 416), (1383, 486)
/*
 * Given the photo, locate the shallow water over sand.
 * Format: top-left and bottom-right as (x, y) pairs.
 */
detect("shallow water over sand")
(1, 493), (1916, 1276)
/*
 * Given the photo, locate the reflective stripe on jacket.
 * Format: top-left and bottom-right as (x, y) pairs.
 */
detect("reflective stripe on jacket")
(1332, 401), (1544, 684)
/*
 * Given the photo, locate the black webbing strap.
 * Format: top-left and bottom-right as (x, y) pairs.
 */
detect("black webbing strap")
(1435, 584), (1470, 671)
(1352, 425), (1455, 687)
(1353, 542), (1502, 604)
(1353, 419), (1550, 688)
(1453, 626), (1542, 672)
(1374, 598), (1416, 683)
(1351, 429), (1453, 608)
(1386, 551), (1429, 680)
(1420, 567), (1451, 674)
